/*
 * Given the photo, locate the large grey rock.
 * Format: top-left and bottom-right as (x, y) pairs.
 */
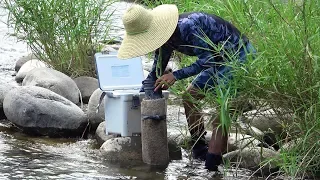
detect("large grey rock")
(0, 84), (17, 119)
(3, 86), (87, 137)
(97, 122), (182, 161)
(73, 76), (99, 104)
(223, 147), (279, 175)
(167, 130), (189, 148)
(167, 134), (182, 160)
(233, 119), (265, 138)
(15, 53), (38, 72)
(15, 59), (48, 83)
(22, 67), (80, 105)
(87, 89), (105, 131)
(95, 121), (114, 146)
(243, 109), (293, 135)
(224, 133), (262, 152)
(100, 137), (142, 162)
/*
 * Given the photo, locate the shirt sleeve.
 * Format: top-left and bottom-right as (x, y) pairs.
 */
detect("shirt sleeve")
(172, 17), (218, 80)
(146, 44), (173, 80)
(172, 51), (215, 80)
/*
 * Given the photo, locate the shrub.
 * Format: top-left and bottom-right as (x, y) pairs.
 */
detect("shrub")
(142, 0), (320, 178)
(2, 0), (117, 77)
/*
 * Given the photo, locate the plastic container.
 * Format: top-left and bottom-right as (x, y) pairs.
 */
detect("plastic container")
(94, 52), (169, 137)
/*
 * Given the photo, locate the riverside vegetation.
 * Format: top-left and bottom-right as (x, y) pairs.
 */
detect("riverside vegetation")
(2, 0), (320, 179)
(2, 0), (116, 78)
(142, 0), (320, 179)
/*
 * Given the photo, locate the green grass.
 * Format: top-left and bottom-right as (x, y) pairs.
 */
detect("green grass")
(141, 0), (320, 178)
(1, 0), (117, 78)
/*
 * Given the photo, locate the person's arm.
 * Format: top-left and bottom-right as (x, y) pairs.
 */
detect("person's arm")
(145, 44), (174, 81)
(172, 52), (215, 80)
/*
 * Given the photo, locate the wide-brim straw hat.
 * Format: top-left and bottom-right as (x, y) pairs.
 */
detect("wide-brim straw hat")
(117, 4), (179, 59)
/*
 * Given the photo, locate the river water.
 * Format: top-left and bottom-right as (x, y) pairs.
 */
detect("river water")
(0, 2), (257, 179)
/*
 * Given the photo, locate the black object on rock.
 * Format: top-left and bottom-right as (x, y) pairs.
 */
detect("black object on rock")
(205, 153), (223, 171)
(142, 79), (163, 100)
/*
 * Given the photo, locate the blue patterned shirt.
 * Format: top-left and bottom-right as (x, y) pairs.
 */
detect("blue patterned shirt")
(147, 12), (250, 81)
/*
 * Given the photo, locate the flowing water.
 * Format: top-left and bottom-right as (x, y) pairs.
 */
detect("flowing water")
(0, 2), (258, 179)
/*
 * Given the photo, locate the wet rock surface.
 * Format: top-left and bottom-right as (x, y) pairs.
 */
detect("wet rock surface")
(3, 86), (87, 137)
(100, 137), (143, 162)
(0, 83), (17, 119)
(87, 88), (106, 131)
(224, 133), (262, 152)
(22, 67), (80, 105)
(15, 59), (49, 83)
(73, 76), (99, 104)
(95, 121), (115, 146)
(243, 108), (292, 136)
(14, 53), (38, 72)
(223, 147), (280, 175)
(96, 121), (182, 161)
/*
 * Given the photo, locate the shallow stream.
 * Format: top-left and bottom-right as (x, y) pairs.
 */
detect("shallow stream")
(0, 2), (259, 179)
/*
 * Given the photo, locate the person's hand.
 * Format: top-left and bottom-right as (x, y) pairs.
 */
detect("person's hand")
(154, 73), (176, 91)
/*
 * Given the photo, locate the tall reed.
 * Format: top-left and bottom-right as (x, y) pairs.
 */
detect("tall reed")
(2, 0), (117, 77)
(142, 0), (320, 178)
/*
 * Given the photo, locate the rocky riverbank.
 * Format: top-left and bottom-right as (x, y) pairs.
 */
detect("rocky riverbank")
(0, 2), (299, 179)
(0, 47), (297, 177)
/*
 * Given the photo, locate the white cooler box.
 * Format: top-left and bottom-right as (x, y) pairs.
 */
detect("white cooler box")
(94, 52), (169, 137)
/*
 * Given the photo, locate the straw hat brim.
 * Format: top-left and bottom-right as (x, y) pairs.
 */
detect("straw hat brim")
(117, 4), (179, 59)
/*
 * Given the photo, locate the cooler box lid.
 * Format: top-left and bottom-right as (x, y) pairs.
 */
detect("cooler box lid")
(95, 52), (144, 91)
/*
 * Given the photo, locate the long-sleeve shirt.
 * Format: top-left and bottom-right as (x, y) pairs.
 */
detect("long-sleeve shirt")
(147, 12), (250, 81)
